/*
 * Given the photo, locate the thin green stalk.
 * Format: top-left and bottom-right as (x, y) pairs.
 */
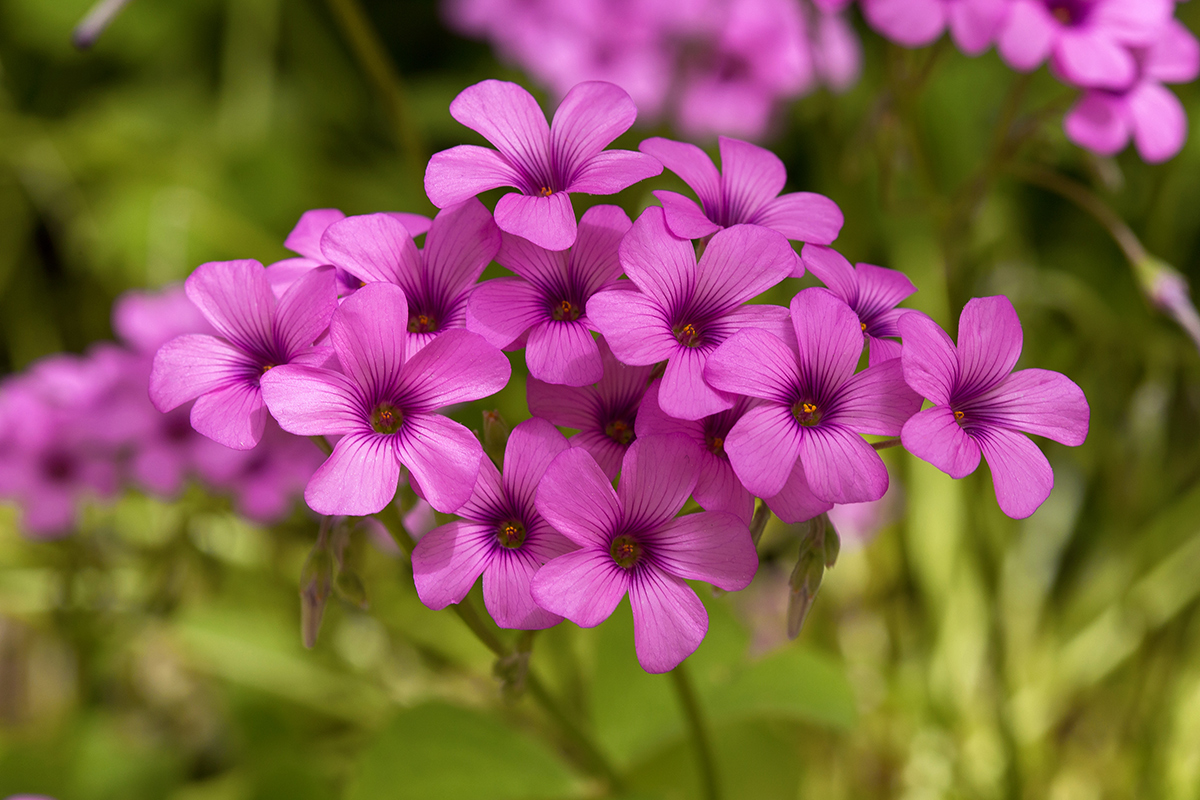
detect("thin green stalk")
(670, 662), (721, 800)
(871, 438), (902, 451)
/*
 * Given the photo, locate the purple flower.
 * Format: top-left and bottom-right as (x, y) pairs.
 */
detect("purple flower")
(802, 244), (917, 366)
(113, 283), (214, 353)
(260, 282), (511, 515)
(527, 337), (654, 479)
(862, 0), (1009, 54)
(588, 206), (796, 420)
(635, 379), (757, 523)
(898, 296), (1090, 519)
(705, 288), (923, 515)
(531, 434), (758, 673)
(810, 3), (863, 92)
(424, 79), (662, 251)
(997, 0), (1173, 89)
(638, 135), (842, 249)
(149, 260), (338, 450)
(206, 419), (325, 524)
(412, 418), (577, 629)
(1064, 19), (1199, 163)
(318, 199), (501, 357)
(468, 205), (630, 386)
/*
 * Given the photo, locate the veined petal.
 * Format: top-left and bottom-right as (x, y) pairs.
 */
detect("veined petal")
(394, 413), (484, 513)
(566, 150), (664, 195)
(751, 191), (844, 245)
(693, 225), (795, 312)
(330, 283), (409, 398)
(570, 205), (631, 296)
(274, 265), (337, 358)
(260, 364), (363, 436)
(618, 434), (700, 531)
(635, 380), (707, 445)
(484, 549), (565, 629)
(855, 263), (917, 319)
(466, 277), (546, 348)
(653, 190), (722, 239)
(790, 288), (865, 393)
(618, 206), (696, 309)
(304, 431), (401, 515)
(659, 347), (734, 421)
(150, 334), (257, 412)
(397, 329), (511, 412)
(185, 260), (276, 354)
(969, 368), (1089, 446)
(866, 335), (904, 367)
(897, 311), (959, 405)
(801, 245), (858, 304)
(717, 136), (787, 222)
(587, 289), (677, 365)
(536, 447), (623, 548)
(629, 567), (707, 674)
(694, 455), (755, 523)
(494, 192), (577, 252)
(975, 425), (1053, 519)
(551, 81), (638, 178)
(424, 145), (525, 207)
(901, 405), (981, 479)
(387, 212), (433, 238)
(496, 230), (569, 290)
(285, 208), (346, 260)
(725, 403), (803, 497)
(448, 80), (550, 181)
(957, 295), (1022, 395)
(527, 379), (599, 431)
(422, 198), (501, 301)
(765, 459), (835, 523)
(530, 548), (630, 628)
(830, 357), (922, 436)
(704, 327), (801, 404)
(320, 213), (423, 291)
(799, 425), (889, 504)
(411, 521), (493, 609)
(503, 418), (571, 514)
(527, 320), (603, 386)
(649, 510), (756, 590)
(458, 455), (506, 523)
(190, 381), (267, 450)
(638, 137), (722, 212)
(571, 429), (630, 482)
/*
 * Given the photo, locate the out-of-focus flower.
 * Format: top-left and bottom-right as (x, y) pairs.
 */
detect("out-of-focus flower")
(898, 296), (1090, 518)
(424, 80), (661, 251)
(531, 434), (757, 672)
(412, 418), (577, 629)
(588, 206), (795, 420)
(862, 0), (1009, 54)
(827, 477), (902, 548)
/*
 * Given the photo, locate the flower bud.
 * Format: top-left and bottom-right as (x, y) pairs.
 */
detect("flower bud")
(299, 538), (334, 649)
(482, 410), (510, 466)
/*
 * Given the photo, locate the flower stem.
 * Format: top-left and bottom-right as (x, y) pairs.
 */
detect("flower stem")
(871, 438), (902, 451)
(670, 662), (721, 800)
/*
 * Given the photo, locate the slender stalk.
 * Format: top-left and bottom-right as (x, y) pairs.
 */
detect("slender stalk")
(670, 662), (721, 800)
(871, 438), (902, 451)
(309, 435), (333, 456)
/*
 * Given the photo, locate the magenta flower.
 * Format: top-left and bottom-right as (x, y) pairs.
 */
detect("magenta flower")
(705, 288), (923, 512)
(531, 434), (758, 673)
(1064, 19), (1199, 163)
(997, 0), (1173, 89)
(802, 244), (916, 366)
(862, 0), (1009, 54)
(638, 135), (842, 249)
(898, 296), (1090, 519)
(149, 260), (338, 450)
(412, 418), (577, 629)
(260, 282), (511, 515)
(635, 380), (757, 523)
(527, 337), (654, 479)
(207, 419), (325, 524)
(318, 199), (500, 357)
(588, 206), (795, 420)
(468, 205), (630, 386)
(113, 283), (214, 353)
(424, 79), (662, 251)
(811, 4), (863, 92)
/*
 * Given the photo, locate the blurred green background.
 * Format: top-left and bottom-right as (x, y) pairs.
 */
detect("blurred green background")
(2, 0), (1200, 798)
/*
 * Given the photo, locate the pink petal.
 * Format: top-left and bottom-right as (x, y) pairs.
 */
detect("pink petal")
(457, 454), (505, 522)
(971, 368), (1090, 446)
(635, 380), (703, 441)
(831, 357), (923, 436)
(424, 145), (525, 208)
(394, 413), (484, 513)
(653, 190), (722, 240)
(997, 0), (1056, 71)
(897, 311), (959, 405)
(484, 548), (565, 629)
(957, 295), (1022, 394)
(527, 320), (603, 386)
(617, 206), (696, 308)
(790, 288), (865, 392)
(530, 548), (630, 627)
(259, 365), (362, 436)
(1144, 20), (1200, 84)
(397, 329), (511, 411)
(629, 566), (707, 673)
(725, 403), (803, 497)
(411, 520), (493, 609)
(285, 208), (345, 260)
(494, 192), (577, 252)
(948, 0), (1008, 55)
(717, 136), (787, 222)
(855, 263), (918, 318)
(863, 0), (947, 47)
(799, 425), (889, 504)
(704, 327), (801, 404)
(422, 198), (502, 300)
(751, 191), (845, 245)
(1065, 93), (1131, 156)
(465, 277), (546, 348)
(264, 258), (319, 300)
(190, 381), (267, 450)
(305, 431), (401, 515)
(659, 347), (734, 420)
(1052, 29), (1136, 89)
(570, 429), (629, 482)
(695, 455), (755, 523)
(617, 434), (701, 529)
(866, 335), (904, 367)
(387, 212), (433, 238)
(273, 265), (337, 357)
(1128, 81), (1188, 163)
(149, 334), (256, 412)
(765, 459), (835, 523)
(185, 260), (276, 353)
(901, 405), (982, 479)
(496, 230), (568, 287)
(551, 81), (638, 177)
(716, 303), (795, 349)
(586, 290), (677, 366)
(975, 425), (1053, 519)
(638, 137), (723, 211)
(527, 378), (598, 431)
(569, 205), (632, 296)
(801, 245), (858, 302)
(566, 150), (664, 195)
(649, 510), (757, 590)
(693, 224), (795, 311)
(448, 80), (550, 177)
(320, 213), (423, 289)
(536, 447), (623, 548)
(330, 283), (409, 397)
(813, 10), (863, 92)
(502, 417), (571, 511)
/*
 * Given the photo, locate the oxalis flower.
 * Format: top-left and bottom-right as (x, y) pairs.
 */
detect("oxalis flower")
(705, 288), (922, 518)
(411, 418), (577, 629)
(588, 206), (796, 420)
(861, 0), (1009, 54)
(150, 260), (338, 450)
(468, 204), (631, 386)
(424, 79), (662, 251)
(638, 134), (842, 254)
(898, 296), (1090, 519)
(260, 282), (511, 515)
(531, 433), (758, 673)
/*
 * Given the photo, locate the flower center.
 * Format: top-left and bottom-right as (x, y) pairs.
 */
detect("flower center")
(860, 322), (867, 332)
(538, 186), (553, 197)
(408, 312), (437, 334)
(673, 322), (702, 348)
(370, 403), (404, 434)
(605, 418), (635, 445)
(42, 452), (75, 482)
(707, 434), (725, 456)
(953, 409), (966, 426)
(551, 299), (581, 321)
(496, 519), (526, 549)
(610, 534), (643, 569)
(792, 401), (823, 427)
(1051, 4), (1072, 23)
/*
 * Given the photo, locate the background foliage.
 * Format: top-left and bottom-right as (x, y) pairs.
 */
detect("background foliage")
(1, 0), (1200, 798)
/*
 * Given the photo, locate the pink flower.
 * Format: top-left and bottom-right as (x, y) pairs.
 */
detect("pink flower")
(639, 134), (842, 247)
(149, 260), (338, 450)
(899, 296), (1090, 519)
(588, 206), (796, 420)
(260, 282), (510, 515)
(862, 0), (1010, 55)
(810, 3), (863, 92)
(527, 337), (654, 479)
(704, 288), (922, 516)
(412, 418), (577, 629)
(468, 205), (631, 386)
(531, 434), (758, 672)
(424, 80), (662, 251)
(207, 419), (325, 524)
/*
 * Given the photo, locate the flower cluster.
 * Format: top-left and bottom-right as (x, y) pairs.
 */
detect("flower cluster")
(3, 79), (1090, 672)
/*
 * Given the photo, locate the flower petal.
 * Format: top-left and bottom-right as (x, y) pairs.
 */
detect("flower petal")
(765, 459), (835, 523)
(274, 265), (337, 358)
(570, 204), (632, 296)
(397, 329), (511, 412)
(185, 260), (276, 353)
(466, 277), (546, 348)
(527, 320), (604, 386)
(320, 213), (423, 290)
(530, 548), (630, 628)
(496, 231), (568, 290)
(411, 520), (493, 609)
(704, 327), (801, 404)
(285, 208), (345, 260)
(629, 567), (707, 674)
(494, 191), (578, 252)
(424, 145), (525, 208)
(801, 245), (858, 304)
(693, 224), (795, 313)
(998, 0), (1056, 70)
(957, 295), (1022, 395)
(502, 417), (572, 513)
(725, 403), (803, 497)
(1128, 81), (1188, 164)
(717, 136), (787, 222)
(527, 379), (599, 431)
(304, 431), (401, 515)
(855, 263), (917, 321)
(149, 334), (256, 412)
(190, 380), (267, 451)
(638, 137), (722, 212)
(829, 357), (922, 436)
(653, 190), (722, 239)
(422, 198), (502, 301)
(448, 80), (550, 180)
(649, 510), (757, 590)
(1144, 20), (1200, 84)
(394, 413), (485, 513)
(897, 311), (959, 405)
(1065, 92), (1131, 156)
(566, 150), (664, 195)
(1053, 29), (1136, 90)
(901, 405), (982, 479)
(694, 455), (755, 523)
(799, 424), (889, 504)
(863, 0), (947, 47)
(790, 287), (865, 394)
(866, 335), (904, 367)
(551, 81), (638, 178)
(484, 548), (565, 629)
(969, 368), (1089, 446)
(618, 434), (701, 530)
(571, 429), (630, 481)
(587, 289), (677, 366)
(975, 425), (1053, 519)
(536, 447), (623, 547)
(330, 282), (409, 398)
(260, 364), (363, 436)
(752, 191), (845, 246)
(659, 347), (734, 421)
(618, 206), (696, 309)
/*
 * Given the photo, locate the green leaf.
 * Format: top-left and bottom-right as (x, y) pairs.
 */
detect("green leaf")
(704, 647), (857, 730)
(346, 703), (578, 800)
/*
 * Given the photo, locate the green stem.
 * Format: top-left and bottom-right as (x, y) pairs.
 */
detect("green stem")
(309, 435), (333, 456)
(871, 438), (902, 451)
(670, 662), (721, 800)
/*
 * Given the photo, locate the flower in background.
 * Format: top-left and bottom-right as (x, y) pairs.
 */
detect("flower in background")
(424, 80), (661, 251)
(468, 204), (631, 386)
(412, 418), (577, 629)
(531, 434), (758, 672)
(862, 0), (1010, 54)
(319, 199), (501, 357)
(898, 296), (1090, 518)
(827, 477), (902, 548)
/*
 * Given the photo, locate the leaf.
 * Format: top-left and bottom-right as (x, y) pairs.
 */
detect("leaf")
(346, 703), (578, 800)
(704, 647), (857, 730)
